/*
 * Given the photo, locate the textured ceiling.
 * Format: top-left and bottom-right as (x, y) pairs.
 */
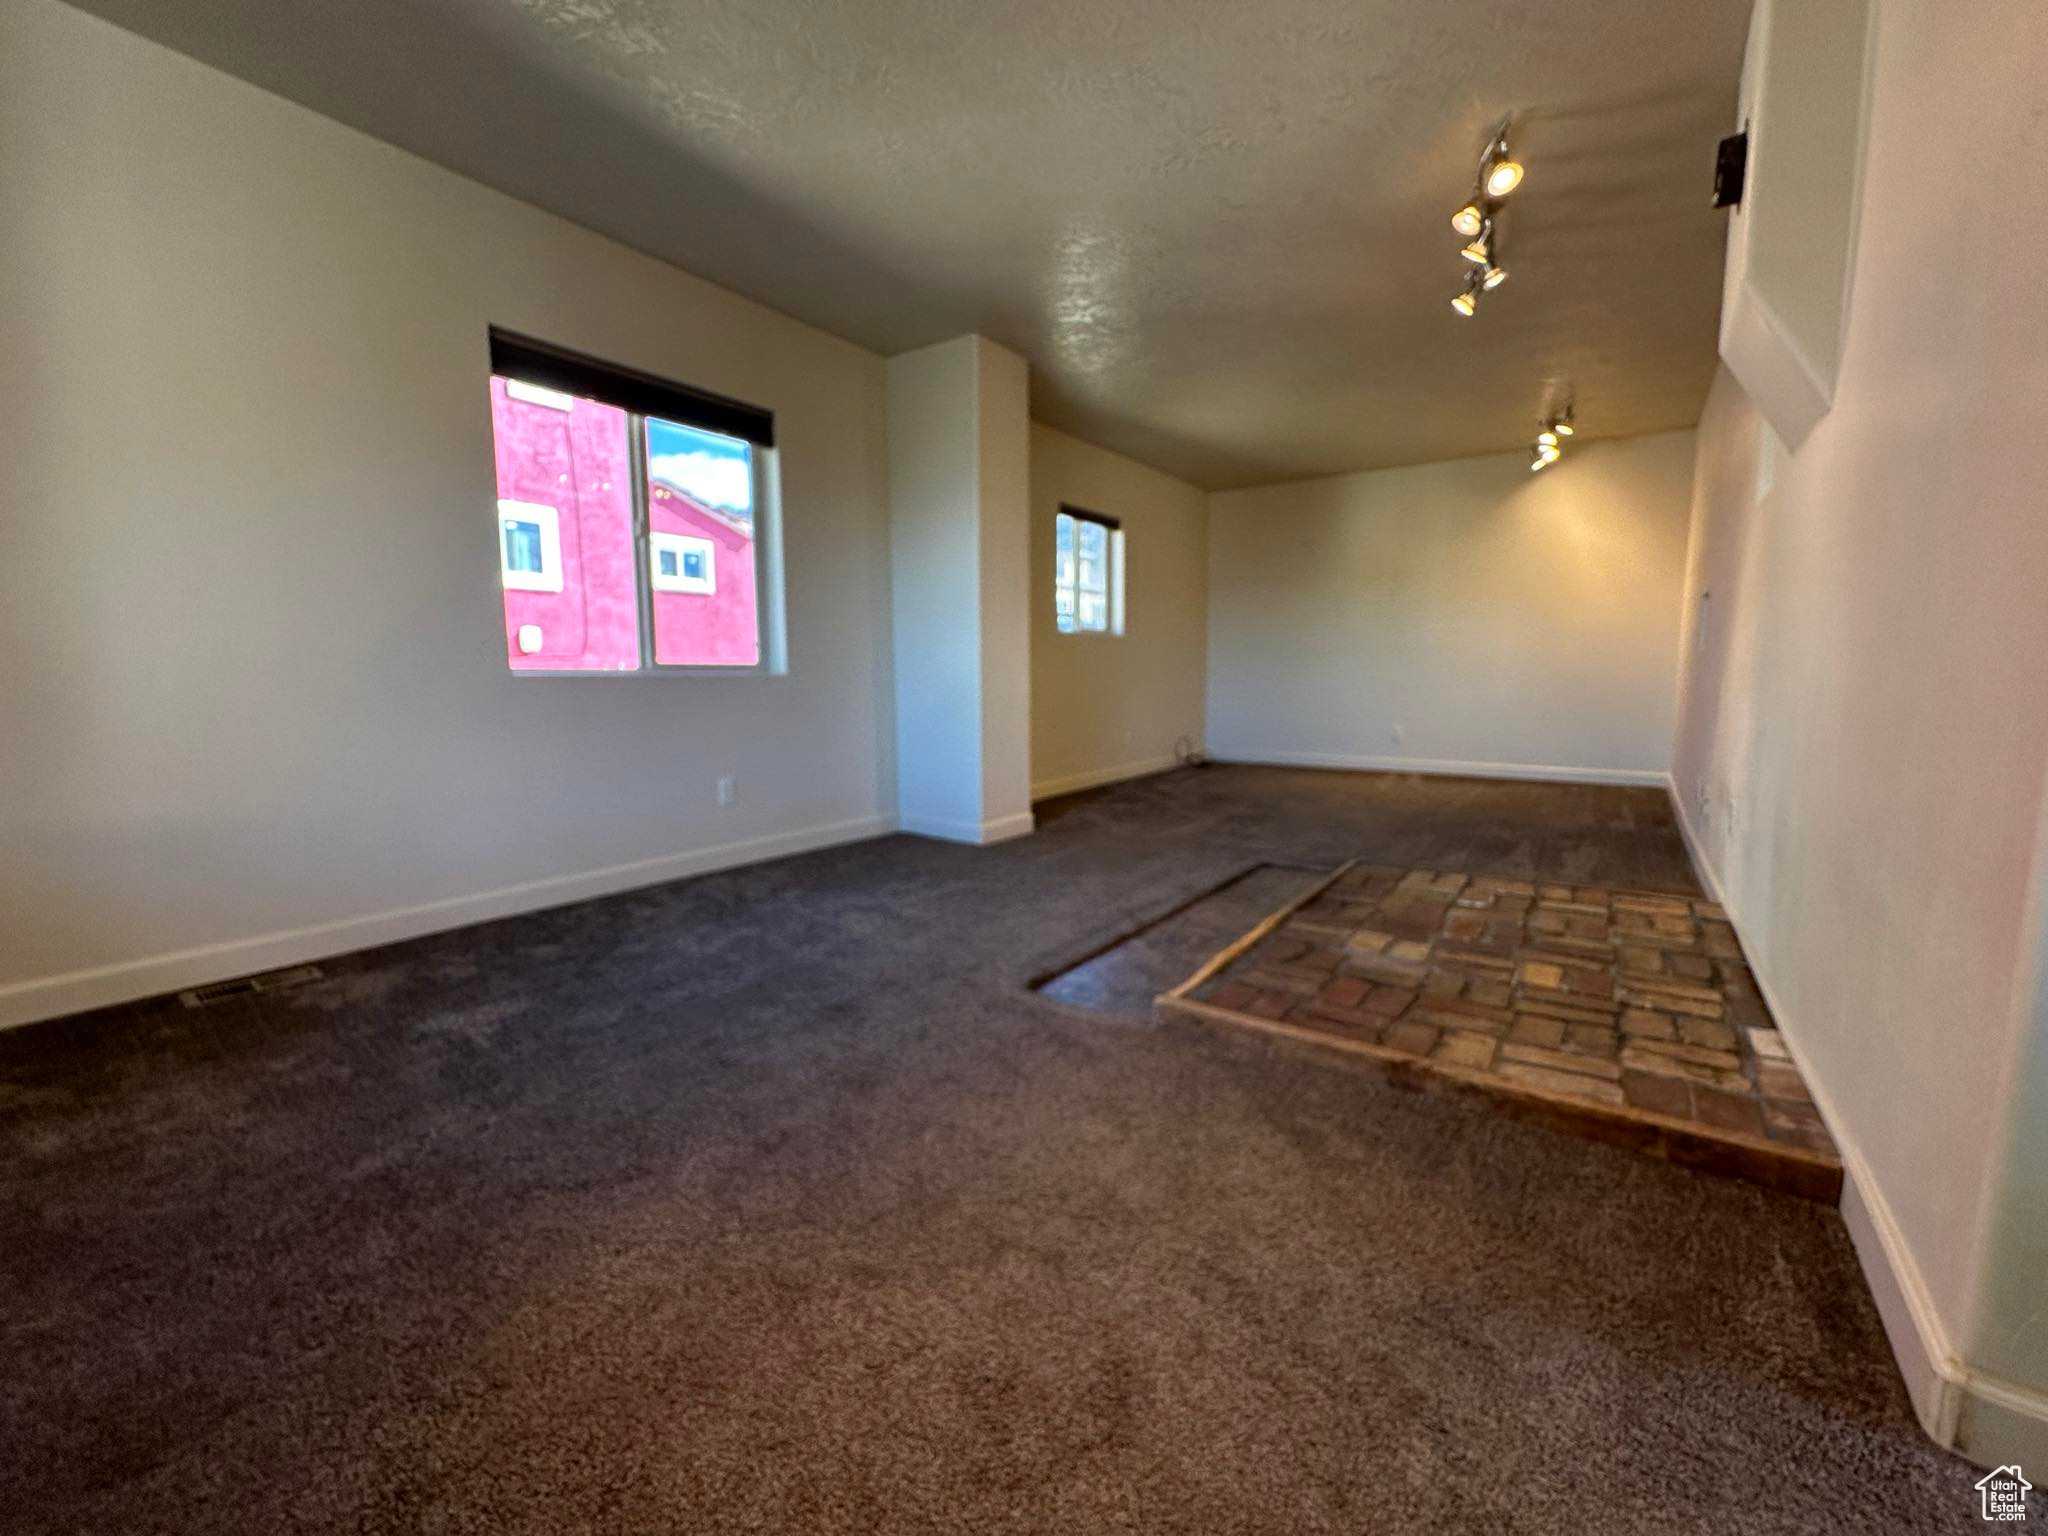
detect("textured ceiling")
(66, 0), (1751, 487)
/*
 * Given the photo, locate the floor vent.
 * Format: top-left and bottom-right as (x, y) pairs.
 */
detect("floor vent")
(178, 963), (324, 1008)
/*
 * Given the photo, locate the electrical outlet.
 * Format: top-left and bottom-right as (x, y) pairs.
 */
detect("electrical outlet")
(716, 776), (737, 807)
(1390, 722), (1406, 747)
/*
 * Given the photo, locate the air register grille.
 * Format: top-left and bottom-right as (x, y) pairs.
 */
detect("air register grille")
(177, 964), (324, 1008)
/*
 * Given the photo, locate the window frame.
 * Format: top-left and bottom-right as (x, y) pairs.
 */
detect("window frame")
(633, 423), (775, 676)
(488, 328), (782, 679)
(1055, 504), (1126, 638)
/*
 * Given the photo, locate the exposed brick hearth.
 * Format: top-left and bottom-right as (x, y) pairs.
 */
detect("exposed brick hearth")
(1158, 864), (1840, 1200)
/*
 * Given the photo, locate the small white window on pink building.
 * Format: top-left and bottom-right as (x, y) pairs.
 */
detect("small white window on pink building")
(485, 328), (781, 675)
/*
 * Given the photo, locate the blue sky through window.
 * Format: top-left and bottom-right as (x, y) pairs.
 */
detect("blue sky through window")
(646, 417), (752, 526)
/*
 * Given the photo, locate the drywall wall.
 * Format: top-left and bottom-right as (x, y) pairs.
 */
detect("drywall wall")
(1028, 424), (1207, 798)
(885, 334), (1032, 844)
(887, 338), (985, 840)
(1672, 0), (2048, 1464)
(1205, 432), (1695, 783)
(1970, 794), (2048, 1461)
(0, 0), (896, 1027)
(975, 344), (1033, 835)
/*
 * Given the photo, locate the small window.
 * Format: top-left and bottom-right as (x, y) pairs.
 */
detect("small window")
(497, 500), (562, 592)
(486, 328), (778, 674)
(651, 530), (716, 595)
(1055, 506), (1125, 635)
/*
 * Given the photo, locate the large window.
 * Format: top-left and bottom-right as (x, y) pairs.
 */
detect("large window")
(1054, 506), (1124, 635)
(486, 329), (778, 674)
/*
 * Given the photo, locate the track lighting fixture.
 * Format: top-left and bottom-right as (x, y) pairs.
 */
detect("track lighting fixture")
(1446, 119), (1522, 321)
(1530, 398), (1576, 469)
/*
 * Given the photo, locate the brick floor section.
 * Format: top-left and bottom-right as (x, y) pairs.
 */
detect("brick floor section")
(1170, 864), (1840, 1199)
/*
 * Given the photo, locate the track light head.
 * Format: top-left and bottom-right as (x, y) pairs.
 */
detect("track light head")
(1482, 263), (1508, 290)
(1482, 123), (1524, 198)
(1451, 270), (1485, 316)
(1459, 217), (1495, 266)
(1451, 202), (1484, 238)
(1532, 396), (1574, 469)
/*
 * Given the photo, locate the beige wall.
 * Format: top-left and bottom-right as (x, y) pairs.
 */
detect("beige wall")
(1028, 423), (1207, 798)
(1673, 0), (2048, 1463)
(0, 0), (896, 1026)
(1206, 433), (1694, 784)
(887, 334), (1032, 843)
(1976, 802), (2048, 1458)
(977, 346), (1033, 829)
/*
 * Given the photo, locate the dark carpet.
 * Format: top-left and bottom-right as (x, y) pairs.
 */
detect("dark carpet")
(0, 767), (2005, 1532)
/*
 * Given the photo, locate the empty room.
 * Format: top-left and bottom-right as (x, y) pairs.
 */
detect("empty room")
(3, 0), (2044, 1529)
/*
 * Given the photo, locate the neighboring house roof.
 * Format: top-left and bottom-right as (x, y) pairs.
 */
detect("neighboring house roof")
(650, 481), (752, 543)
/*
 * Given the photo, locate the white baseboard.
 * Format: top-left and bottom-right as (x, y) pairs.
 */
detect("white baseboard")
(1958, 1369), (2048, 1470)
(1837, 1115), (1964, 1443)
(1836, 1075), (2048, 1468)
(1668, 779), (2048, 1469)
(1668, 776), (1727, 908)
(0, 812), (898, 1033)
(897, 809), (1037, 846)
(1030, 755), (1183, 801)
(980, 811), (1037, 844)
(1212, 749), (1669, 788)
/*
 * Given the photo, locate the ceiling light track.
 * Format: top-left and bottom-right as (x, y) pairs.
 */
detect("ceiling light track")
(1446, 117), (1524, 318)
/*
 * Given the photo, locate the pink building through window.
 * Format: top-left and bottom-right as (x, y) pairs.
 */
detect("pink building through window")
(489, 377), (759, 671)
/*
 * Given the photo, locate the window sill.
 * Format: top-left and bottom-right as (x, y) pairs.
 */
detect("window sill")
(508, 667), (782, 679)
